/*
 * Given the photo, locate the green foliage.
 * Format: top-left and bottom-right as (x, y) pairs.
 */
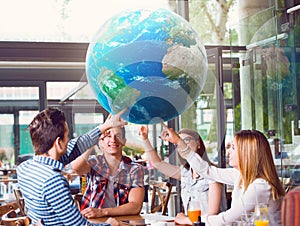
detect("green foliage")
(228, 28), (239, 45)
(188, 0), (237, 45)
(223, 82), (232, 99)
(189, 0), (216, 44)
(123, 145), (145, 157)
(234, 103), (241, 131)
(181, 101), (197, 131)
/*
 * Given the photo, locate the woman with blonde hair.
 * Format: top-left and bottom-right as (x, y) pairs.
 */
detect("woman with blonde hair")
(138, 126), (227, 225)
(159, 128), (285, 226)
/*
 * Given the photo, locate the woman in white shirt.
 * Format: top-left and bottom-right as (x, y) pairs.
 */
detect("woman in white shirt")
(159, 128), (285, 226)
(139, 126), (226, 225)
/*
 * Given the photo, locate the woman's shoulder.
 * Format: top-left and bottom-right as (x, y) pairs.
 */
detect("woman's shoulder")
(249, 178), (272, 191)
(253, 178), (270, 184)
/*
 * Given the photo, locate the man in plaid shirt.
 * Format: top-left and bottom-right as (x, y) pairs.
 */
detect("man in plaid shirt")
(17, 107), (127, 225)
(71, 126), (145, 219)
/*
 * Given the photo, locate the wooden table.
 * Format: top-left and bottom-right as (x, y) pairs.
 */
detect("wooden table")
(89, 214), (175, 225)
(0, 178), (18, 183)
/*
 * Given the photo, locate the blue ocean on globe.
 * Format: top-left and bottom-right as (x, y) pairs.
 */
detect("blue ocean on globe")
(86, 8), (207, 124)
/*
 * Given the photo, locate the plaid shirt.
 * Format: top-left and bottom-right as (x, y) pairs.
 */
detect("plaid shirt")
(81, 155), (144, 210)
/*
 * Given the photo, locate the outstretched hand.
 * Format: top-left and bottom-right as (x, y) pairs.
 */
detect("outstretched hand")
(160, 126), (181, 145)
(138, 125), (148, 140)
(99, 108), (128, 133)
(160, 124), (190, 158)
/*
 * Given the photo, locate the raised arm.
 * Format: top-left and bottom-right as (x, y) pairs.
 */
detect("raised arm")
(60, 109), (128, 166)
(70, 147), (93, 175)
(98, 109), (128, 134)
(160, 126), (238, 185)
(138, 125), (180, 180)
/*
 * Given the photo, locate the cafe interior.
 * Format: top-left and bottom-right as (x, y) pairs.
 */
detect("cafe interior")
(0, 0), (300, 225)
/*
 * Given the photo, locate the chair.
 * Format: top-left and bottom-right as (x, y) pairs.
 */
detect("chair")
(13, 188), (26, 216)
(1, 210), (31, 226)
(281, 186), (300, 226)
(149, 181), (173, 215)
(0, 202), (19, 219)
(279, 177), (294, 193)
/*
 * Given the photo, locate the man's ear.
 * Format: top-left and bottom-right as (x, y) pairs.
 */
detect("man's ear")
(55, 137), (62, 150)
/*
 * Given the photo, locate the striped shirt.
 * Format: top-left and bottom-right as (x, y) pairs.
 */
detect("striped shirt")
(17, 127), (109, 226)
(81, 155), (144, 210)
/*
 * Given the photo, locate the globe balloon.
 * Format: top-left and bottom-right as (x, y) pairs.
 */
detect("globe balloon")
(86, 8), (207, 124)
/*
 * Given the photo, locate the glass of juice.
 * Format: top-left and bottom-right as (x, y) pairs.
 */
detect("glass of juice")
(254, 203), (269, 226)
(187, 199), (201, 223)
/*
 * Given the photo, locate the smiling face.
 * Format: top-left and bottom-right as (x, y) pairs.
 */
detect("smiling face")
(228, 139), (239, 169)
(99, 127), (126, 157)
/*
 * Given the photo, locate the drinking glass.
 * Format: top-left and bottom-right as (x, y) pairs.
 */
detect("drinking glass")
(241, 211), (254, 225)
(187, 199), (201, 223)
(254, 203), (269, 226)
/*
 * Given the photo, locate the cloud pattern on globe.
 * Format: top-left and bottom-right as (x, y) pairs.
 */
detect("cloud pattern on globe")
(86, 8), (207, 124)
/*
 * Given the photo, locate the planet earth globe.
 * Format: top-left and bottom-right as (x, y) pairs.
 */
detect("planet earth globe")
(86, 8), (207, 124)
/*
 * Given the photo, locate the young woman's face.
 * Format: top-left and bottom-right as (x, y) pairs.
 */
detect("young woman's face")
(228, 139), (239, 169)
(178, 133), (197, 152)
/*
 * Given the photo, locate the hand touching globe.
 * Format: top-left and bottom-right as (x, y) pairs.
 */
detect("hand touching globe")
(86, 8), (207, 124)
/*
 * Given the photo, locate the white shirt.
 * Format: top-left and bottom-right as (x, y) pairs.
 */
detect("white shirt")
(180, 166), (210, 215)
(102, 176), (117, 208)
(185, 151), (282, 226)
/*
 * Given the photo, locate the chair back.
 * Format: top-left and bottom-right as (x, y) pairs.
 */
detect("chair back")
(281, 186), (300, 226)
(150, 181), (173, 215)
(13, 188), (26, 216)
(0, 202), (19, 217)
(279, 177), (294, 193)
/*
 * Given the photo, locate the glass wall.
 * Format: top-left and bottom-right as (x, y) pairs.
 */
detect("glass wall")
(19, 111), (38, 155)
(235, 3), (300, 186)
(0, 114), (14, 166)
(188, 1), (300, 187)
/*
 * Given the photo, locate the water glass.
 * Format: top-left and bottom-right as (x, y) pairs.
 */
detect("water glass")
(241, 211), (254, 225)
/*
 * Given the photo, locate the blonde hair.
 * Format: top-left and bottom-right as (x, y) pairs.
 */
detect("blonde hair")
(235, 130), (285, 200)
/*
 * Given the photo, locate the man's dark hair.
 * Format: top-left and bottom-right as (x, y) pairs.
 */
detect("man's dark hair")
(28, 107), (66, 155)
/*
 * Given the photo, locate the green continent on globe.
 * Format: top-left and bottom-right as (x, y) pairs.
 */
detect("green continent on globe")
(97, 67), (141, 112)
